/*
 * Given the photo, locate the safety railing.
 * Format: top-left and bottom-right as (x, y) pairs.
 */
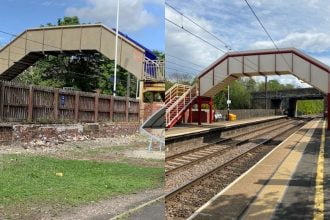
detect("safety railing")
(144, 57), (165, 81)
(166, 85), (198, 128)
(165, 84), (190, 107)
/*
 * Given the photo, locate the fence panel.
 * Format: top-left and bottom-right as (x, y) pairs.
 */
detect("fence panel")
(3, 83), (29, 122)
(0, 81), (140, 123)
(33, 88), (54, 122)
(79, 94), (95, 122)
(58, 91), (75, 122)
(113, 97), (126, 122)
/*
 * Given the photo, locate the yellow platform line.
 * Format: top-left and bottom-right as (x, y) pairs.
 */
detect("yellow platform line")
(314, 120), (326, 220)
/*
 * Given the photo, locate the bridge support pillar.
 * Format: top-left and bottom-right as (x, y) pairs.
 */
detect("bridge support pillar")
(209, 100), (213, 124)
(188, 107), (192, 123)
(198, 96), (202, 126)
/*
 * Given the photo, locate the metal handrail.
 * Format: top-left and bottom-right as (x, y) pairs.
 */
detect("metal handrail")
(165, 84), (190, 106)
(144, 58), (165, 81)
(165, 85), (198, 127)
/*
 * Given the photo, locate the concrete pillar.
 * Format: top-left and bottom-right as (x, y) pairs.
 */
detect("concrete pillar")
(209, 102), (213, 124)
(189, 107), (192, 123)
(198, 97), (202, 126)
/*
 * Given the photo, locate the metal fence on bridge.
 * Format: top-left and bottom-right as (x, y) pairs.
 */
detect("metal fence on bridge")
(0, 81), (140, 123)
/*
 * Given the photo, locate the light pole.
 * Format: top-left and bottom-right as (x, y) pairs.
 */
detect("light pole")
(113, 0), (120, 96)
(227, 85), (231, 120)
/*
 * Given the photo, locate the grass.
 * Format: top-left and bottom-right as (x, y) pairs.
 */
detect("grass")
(0, 154), (164, 211)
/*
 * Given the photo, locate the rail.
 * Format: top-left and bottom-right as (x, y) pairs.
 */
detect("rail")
(166, 120), (306, 201)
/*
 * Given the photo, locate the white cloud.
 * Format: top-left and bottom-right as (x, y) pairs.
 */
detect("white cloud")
(165, 7), (225, 76)
(166, 0), (330, 87)
(315, 56), (330, 66)
(66, 0), (160, 32)
(250, 32), (330, 53)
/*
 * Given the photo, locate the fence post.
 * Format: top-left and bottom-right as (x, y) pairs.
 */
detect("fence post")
(0, 82), (4, 121)
(94, 91), (100, 122)
(74, 91), (80, 122)
(126, 97), (129, 122)
(110, 96), (114, 122)
(27, 85), (34, 122)
(53, 89), (59, 121)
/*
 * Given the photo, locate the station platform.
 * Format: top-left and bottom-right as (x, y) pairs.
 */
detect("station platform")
(166, 116), (286, 139)
(188, 118), (330, 219)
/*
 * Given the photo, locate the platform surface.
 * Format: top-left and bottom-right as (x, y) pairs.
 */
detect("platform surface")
(165, 116), (286, 139)
(188, 119), (329, 219)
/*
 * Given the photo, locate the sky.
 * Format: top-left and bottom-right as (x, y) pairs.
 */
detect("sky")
(0, 0), (164, 51)
(165, 0), (330, 87)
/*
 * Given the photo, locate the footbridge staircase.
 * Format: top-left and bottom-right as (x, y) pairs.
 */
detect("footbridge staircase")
(165, 84), (198, 128)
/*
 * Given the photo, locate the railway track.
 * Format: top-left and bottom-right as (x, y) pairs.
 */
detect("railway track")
(165, 118), (292, 174)
(165, 119), (306, 219)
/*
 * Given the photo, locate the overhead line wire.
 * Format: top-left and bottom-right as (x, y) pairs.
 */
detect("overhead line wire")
(165, 2), (232, 50)
(242, 0), (292, 70)
(166, 60), (202, 72)
(166, 54), (205, 68)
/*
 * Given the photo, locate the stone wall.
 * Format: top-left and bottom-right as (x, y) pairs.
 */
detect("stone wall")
(0, 122), (140, 147)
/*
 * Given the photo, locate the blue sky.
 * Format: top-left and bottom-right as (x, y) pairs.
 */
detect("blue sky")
(0, 0), (164, 51)
(166, 0), (330, 86)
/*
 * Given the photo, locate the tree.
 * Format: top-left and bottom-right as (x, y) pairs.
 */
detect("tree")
(152, 50), (165, 60)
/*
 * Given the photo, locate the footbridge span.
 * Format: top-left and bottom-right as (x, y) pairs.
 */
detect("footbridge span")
(0, 24), (164, 94)
(165, 48), (330, 129)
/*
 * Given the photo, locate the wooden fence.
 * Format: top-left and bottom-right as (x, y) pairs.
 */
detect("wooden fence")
(0, 81), (140, 123)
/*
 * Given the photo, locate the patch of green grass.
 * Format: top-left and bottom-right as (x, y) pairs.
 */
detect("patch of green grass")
(0, 154), (164, 209)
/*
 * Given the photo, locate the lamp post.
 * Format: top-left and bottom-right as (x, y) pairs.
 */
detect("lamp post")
(113, 0), (120, 96)
(227, 85), (231, 120)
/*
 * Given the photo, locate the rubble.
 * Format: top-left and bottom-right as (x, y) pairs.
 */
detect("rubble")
(0, 122), (140, 148)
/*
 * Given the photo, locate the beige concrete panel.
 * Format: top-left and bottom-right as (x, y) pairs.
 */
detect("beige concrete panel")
(275, 53), (292, 72)
(292, 54), (310, 82)
(214, 60), (227, 84)
(81, 26), (100, 50)
(200, 70), (213, 96)
(120, 42), (143, 79)
(260, 54), (275, 73)
(244, 55), (258, 74)
(9, 34), (26, 62)
(0, 47), (9, 71)
(100, 29), (116, 60)
(61, 28), (81, 50)
(26, 30), (43, 52)
(228, 56), (242, 74)
(204, 76), (236, 97)
(311, 65), (328, 93)
(44, 29), (62, 51)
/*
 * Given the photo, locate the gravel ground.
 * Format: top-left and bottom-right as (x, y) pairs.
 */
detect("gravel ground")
(0, 134), (165, 162)
(165, 122), (304, 219)
(0, 134), (145, 155)
(53, 188), (164, 220)
(165, 120), (299, 192)
(127, 199), (165, 220)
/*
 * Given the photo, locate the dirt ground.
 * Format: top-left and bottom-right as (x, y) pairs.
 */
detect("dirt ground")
(0, 133), (165, 219)
(0, 134), (164, 167)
